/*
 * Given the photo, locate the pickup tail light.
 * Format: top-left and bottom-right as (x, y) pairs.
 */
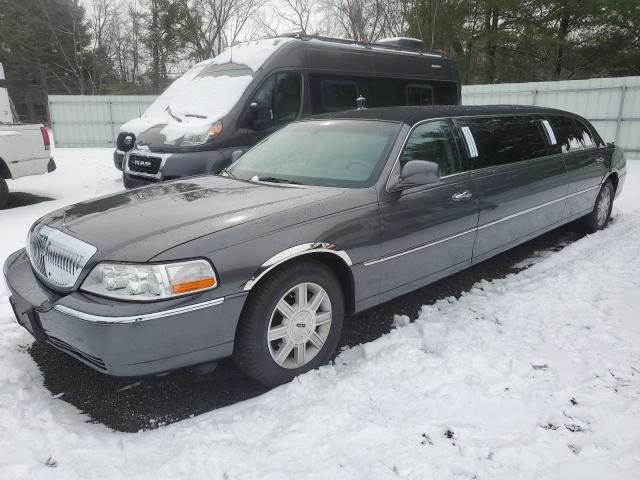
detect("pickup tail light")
(40, 127), (51, 150)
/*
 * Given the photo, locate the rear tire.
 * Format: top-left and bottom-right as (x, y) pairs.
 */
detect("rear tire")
(582, 179), (614, 233)
(233, 260), (344, 387)
(0, 177), (8, 209)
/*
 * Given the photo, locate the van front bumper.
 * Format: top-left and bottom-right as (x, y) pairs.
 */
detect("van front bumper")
(122, 148), (230, 188)
(3, 249), (246, 376)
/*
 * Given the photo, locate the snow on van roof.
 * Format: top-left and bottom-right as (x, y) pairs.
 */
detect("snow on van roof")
(123, 38), (294, 144)
(199, 37), (295, 72)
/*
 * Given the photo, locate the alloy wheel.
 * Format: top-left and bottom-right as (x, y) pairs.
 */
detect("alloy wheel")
(596, 185), (612, 227)
(267, 282), (332, 369)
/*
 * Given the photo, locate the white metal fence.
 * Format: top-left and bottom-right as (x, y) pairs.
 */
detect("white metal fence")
(48, 95), (156, 148)
(49, 76), (640, 153)
(462, 76), (640, 154)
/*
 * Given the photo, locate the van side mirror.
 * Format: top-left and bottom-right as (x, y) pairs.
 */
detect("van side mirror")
(247, 102), (273, 130)
(230, 149), (245, 162)
(389, 160), (440, 191)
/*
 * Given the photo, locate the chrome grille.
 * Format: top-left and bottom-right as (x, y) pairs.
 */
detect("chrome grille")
(27, 225), (97, 289)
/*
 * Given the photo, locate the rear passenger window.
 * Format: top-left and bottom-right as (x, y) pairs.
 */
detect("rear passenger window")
(547, 116), (596, 153)
(399, 120), (460, 177)
(322, 80), (359, 111)
(406, 85), (433, 106)
(459, 116), (547, 169)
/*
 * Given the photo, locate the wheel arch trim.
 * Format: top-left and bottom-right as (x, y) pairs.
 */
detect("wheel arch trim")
(242, 243), (353, 291)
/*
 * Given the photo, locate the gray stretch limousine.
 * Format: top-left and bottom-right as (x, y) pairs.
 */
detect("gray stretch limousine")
(4, 106), (626, 386)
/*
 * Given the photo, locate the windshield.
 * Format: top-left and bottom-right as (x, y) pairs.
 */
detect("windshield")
(228, 120), (401, 188)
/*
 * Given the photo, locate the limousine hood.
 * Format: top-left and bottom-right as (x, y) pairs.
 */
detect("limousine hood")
(33, 176), (350, 263)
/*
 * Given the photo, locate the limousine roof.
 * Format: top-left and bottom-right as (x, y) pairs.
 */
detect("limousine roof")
(314, 105), (580, 126)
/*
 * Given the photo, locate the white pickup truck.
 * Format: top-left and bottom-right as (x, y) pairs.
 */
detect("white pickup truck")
(0, 123), (55, 208)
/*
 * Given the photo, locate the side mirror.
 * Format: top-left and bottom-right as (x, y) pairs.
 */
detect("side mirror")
(247, 102), (273, 131)
(230, 149), (245, 162)
(389, 160), (440, 191)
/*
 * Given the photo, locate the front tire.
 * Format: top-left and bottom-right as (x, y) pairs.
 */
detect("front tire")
(582, 179), (614, 233)
(233, 260), (344, 386)
(0, 177), (8, 209)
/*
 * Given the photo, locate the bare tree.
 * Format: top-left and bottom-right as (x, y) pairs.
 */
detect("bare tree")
(322, 0), (390, 42)
(280, 0), (316, 32)
(181, 0), (265, 62)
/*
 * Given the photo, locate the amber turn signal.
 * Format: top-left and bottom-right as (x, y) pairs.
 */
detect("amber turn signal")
(171, 277), (217, 295)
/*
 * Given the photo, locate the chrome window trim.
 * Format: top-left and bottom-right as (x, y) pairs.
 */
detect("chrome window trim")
(364, 183), (602, 266)
(53, 297), (225, 324)
(384, 116), (452, 193)
(460, 126), (478, 158)
(243, 243), (353, 291)
(541, 119), (557, 145)
(384, 112), (574, 193)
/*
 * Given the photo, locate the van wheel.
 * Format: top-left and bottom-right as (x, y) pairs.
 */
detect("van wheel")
(0, 177), (8, 209)
(233, 260), (344, 386)
(582, 179), (614, 233)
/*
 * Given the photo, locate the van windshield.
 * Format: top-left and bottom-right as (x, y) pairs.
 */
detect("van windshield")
(227, 120), (401, 188)
(140, 38), (294, 133)
(143, 62), (254, 121)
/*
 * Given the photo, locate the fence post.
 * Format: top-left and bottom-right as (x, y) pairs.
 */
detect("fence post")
(108, 98), (115, 147)
(615, 85), (626, 145)
(531, 89), (538, 106)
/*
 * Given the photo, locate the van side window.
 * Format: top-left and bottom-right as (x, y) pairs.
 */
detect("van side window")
(406, 85), (433, 106)
(322, 80), (359, 111)
(459, 116), (547, 169)
(547, 116), (595, 153)
(251, 73), (301, 124)
(399, 120), (460, 177)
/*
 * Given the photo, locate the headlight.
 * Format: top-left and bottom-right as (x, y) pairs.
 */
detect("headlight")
(81, 259), (218, 301)
(181, 121), (223, 146)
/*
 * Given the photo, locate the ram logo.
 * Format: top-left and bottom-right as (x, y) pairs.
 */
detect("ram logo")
(132, 159), (152, 167)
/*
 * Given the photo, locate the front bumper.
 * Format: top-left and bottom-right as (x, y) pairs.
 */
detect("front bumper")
(4, 249), (246, 376)
(122, 148), (229, 189)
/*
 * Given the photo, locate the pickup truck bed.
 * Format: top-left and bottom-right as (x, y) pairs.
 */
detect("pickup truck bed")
(0, 123), (54, 208)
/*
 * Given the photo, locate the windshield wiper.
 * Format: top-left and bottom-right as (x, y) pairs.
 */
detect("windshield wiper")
(165, 106), (182, 123)
(220, 168), (236, 179)
(251, 175), (302, 185)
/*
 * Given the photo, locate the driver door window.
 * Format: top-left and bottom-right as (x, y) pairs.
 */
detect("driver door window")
(251, 73), (302, 124)
(399, 120), (460, 177)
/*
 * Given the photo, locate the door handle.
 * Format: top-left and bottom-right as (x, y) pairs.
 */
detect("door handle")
(452, 190), (473, 201)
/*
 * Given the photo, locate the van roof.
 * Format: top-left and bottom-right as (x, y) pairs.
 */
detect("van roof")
(310, 105), (578, 125)
(277, 33), (446, 59)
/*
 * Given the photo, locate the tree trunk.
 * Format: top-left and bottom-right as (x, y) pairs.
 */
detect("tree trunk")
(151, 0), (161, 94)
(484, 6), (499, 83)
(555, 12), (570, 80)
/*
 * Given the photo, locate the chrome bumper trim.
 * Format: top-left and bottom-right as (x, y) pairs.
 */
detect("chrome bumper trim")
(53, 297), (225, 324)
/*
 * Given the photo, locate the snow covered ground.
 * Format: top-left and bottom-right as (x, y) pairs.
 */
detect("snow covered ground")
(1, 150), (639, 479)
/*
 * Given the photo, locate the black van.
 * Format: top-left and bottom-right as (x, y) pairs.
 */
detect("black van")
(115, 34), (460, 188)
